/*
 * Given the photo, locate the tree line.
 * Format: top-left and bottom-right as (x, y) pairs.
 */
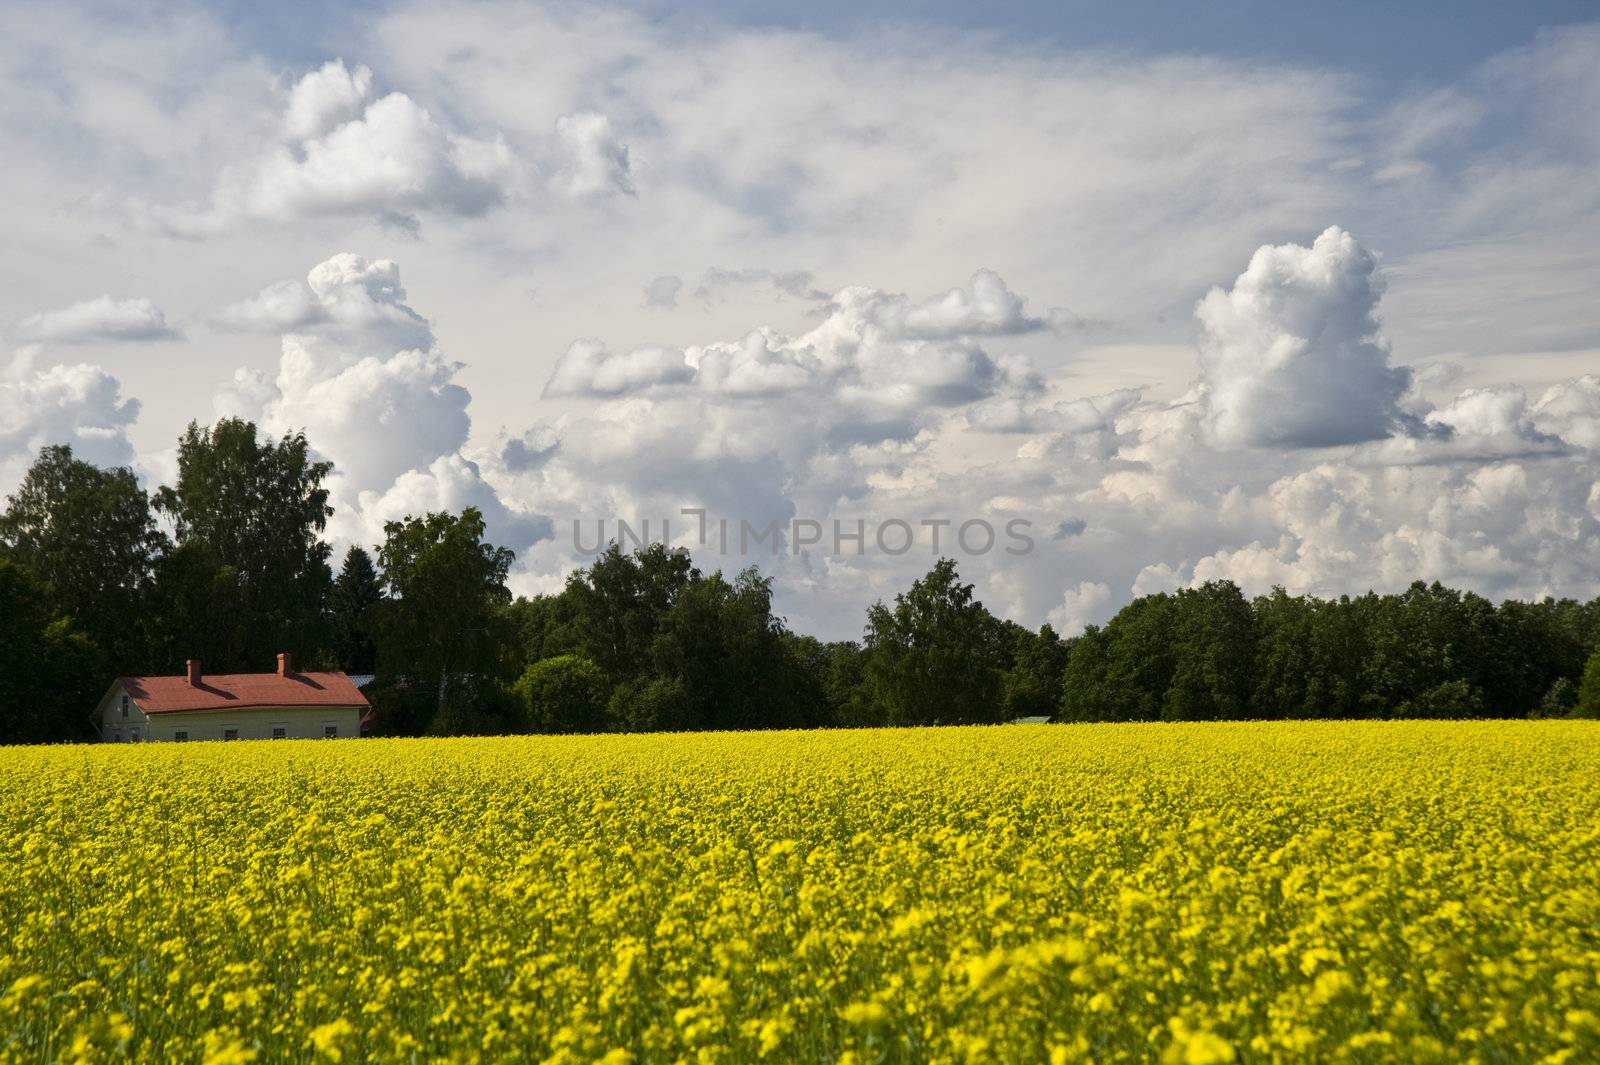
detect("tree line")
(1059, 581), (1600, 722)
(2, 420), (1599, 743)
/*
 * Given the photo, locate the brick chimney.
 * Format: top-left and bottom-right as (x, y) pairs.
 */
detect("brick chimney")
(277, 652), (293, 677)
(186, 659), (201, 687)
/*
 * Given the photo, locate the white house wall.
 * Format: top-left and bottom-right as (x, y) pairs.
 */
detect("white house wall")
(137, 707), (361, 742)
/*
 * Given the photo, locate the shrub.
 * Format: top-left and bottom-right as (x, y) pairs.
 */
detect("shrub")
(513, 655), (610, 733)
(1397, 679), (1485, 719)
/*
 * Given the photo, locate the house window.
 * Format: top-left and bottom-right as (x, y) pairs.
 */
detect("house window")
(323, 724), (338, 738)
(129, 727), (141, 742)
(272, 726), (287, 740)
(223, 727), (239, 741)
(120, 695), (129, 718)
(111, 727), (122, 742)
(173, 730), (189, 742)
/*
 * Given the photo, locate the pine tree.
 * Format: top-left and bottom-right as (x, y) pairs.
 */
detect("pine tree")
(330, 546), (382, 674)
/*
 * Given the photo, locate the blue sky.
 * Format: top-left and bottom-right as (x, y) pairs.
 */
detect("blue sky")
(703, 0), (1592, 78)
(2, 0), (1599, 636)
(216, 0), (1599, 83)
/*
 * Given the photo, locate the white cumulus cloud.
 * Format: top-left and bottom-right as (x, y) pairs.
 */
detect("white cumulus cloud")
(540, 270), (1040, 415)
(214, 253), (548, 554)
(145, 60), (515, 234)
(1533, 375), (1600, 452)
(544, 340), (695, 397)
(1196, 226), (1412, 449)
(0, 351), (140, 493)
(283, 59), (374, 142)
(215, 253), (432, 356)
(16, 296), (180, 344)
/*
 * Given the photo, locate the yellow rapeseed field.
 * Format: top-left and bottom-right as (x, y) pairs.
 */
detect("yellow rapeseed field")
(2, 722), (1599, 1064)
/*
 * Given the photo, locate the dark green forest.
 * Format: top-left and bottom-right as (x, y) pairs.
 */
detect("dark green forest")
(3, 419), (1600, 743)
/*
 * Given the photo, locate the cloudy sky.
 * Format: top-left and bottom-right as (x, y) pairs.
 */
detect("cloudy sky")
(3, 0), (1599, 639)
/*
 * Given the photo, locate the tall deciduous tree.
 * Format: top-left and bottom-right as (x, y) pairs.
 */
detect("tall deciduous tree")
(1251, 591), (1375, 718)
(0, 560), (103, 744)
(143, 543), (247, 672)
(503, 593), (567, 675)
(0, 445), (166, 669)
(546, 546), (825, 732)
(861, 558), (1005, 726)
(1058, 583), (1267, 721)
(373, 507), (514, 730)
(1359, 582), (1500, 715)
(153, 419), (334, 669)
(560, 542), (696, 682)
(1057, 595), (1176, 722)
(1000, 621), (1069, 721)
(647, 566), (824, 730)
(1163, 581), (1257, 720)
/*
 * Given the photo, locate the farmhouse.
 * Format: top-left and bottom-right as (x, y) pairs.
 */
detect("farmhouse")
(97, 654), (368, 742)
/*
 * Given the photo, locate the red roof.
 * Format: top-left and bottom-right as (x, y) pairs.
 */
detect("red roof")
(119, 671), (370, 714)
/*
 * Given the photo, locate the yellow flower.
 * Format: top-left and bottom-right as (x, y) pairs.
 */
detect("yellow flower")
(840, 1001), (889, 1026)
(307, 1019), (355, 1061)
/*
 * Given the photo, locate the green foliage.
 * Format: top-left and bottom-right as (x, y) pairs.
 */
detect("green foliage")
(1359, 583), (1502, 714)
(0, 560), (103, 744)
(1397, 679), (1487, 719)
(360, 680), (432, 738)
(1576, 648), (1600, 719)
(776, 632), (847, 728)
(1251, 592), (1371, 718)
(1163, 583), (1256, 720)
(1495, 597), (1598, 711)
(607, 675), (694, 732)
(861, 558), (1005, 726)
(528, 544), (830, 732)
(425, 674), (523, 737)
(820, 640), (871, 726)
(1000, 622), (1068, 721)
(647, 566), (820, 730)
(558, 543), (696, 680)
(514, 655), (610, 733)
(771, 636), (871, 727)
(153, 419), (334, 670)
(0, 445), (166, 669)
(1534, 677), (1577, 719)
(503, 594), (565, 670)
(143, 542), (247, 672)
(1060, 580), (1593, 723)
(1058, 594), (1180, 722)
(372, 508), (515, 734)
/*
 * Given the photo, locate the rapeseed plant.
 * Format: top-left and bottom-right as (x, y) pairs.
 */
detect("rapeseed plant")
(1, 721), (1597, 1062)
